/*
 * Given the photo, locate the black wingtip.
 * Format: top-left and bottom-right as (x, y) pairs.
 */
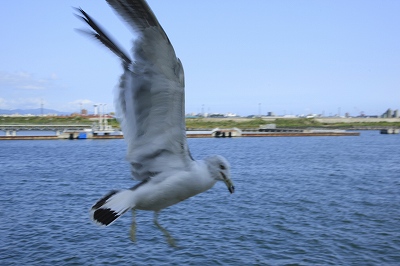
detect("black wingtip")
(73, 6), (132, 65)
(93, 208), (120, 226)
(92, 190), (119, 210)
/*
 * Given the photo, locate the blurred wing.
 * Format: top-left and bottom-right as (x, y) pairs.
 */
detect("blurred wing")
(76, 0), (193, 181)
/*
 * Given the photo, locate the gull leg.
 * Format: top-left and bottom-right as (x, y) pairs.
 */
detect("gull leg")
(153, 211), (177, 247)
(129, 209), (136, 242)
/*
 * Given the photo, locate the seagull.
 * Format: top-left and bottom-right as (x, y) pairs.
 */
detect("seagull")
(75, 0), (234, 242)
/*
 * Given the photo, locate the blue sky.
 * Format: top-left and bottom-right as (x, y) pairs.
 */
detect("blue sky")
(1, 1), (399, 116)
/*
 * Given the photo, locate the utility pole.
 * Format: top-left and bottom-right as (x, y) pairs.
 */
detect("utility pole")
(104, 104), (108, 129)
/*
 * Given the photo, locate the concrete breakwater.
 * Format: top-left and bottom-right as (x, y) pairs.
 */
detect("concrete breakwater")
(0, 129), (359, 140)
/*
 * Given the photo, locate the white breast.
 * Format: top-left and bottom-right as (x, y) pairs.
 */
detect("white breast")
(133, 160), (217, 211)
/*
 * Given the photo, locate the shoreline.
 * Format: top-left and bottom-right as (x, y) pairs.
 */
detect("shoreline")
(0, 131), (360, 140)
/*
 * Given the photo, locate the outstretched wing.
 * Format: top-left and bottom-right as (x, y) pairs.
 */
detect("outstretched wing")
(76, 0), (193, 181)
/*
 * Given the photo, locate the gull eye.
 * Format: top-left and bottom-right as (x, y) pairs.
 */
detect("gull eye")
(219, 164), (226, 170)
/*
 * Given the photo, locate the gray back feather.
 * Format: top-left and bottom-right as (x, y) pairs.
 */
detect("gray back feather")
(76, 0), (193, 181)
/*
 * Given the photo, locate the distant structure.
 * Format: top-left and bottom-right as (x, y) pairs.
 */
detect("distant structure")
(381, 108), (399, 118)
(212, 127), (242, 138)
(267, 111), (275, 117)
(259, 124), (277, 130)
(208, 113), (225, 118)
(387, 108), (392, 118)
(381, 128), (400, 134)
(94, 104), (98, 115)
(81, 109), (88, 115)
(225, 112), (239, 117)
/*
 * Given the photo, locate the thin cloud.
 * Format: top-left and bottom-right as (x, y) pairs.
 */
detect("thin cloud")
(67, 99), (96, 112)
(0, 97), (45, 110)
(0, 97), (6, 109)
(17, 85), (46, 90)
(69, 99), (94, 106)
(0, 71), (58, 90)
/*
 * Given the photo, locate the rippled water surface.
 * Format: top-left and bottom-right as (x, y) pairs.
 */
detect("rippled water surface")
(1, 131), (400, 265)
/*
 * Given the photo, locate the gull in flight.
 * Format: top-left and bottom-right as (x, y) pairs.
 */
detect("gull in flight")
(75, 0), (235, 244)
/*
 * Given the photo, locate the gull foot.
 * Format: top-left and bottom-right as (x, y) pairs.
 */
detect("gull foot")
(154, 212), (177, 248)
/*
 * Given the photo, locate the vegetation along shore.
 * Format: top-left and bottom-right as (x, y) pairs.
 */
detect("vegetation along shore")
(1, 116), (400, 130)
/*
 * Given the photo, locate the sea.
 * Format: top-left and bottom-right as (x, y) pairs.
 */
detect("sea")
(1, 131), (399, 265)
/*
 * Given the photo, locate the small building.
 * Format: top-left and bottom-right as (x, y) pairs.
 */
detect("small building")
(259, 124), (276, 130)
(380, 128), (399, 134)
(58, 129), (94, 139)
(211, 128), (242, 138)
(382, 108), (393, 118)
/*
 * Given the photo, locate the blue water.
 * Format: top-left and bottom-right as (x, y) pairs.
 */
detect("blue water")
(1, 131), (399, 265)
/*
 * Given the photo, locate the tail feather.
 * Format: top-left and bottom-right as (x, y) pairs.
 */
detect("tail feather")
(90, 189), (135, 226)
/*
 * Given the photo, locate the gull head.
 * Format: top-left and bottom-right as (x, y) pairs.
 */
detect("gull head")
(205, 155), (235, 194)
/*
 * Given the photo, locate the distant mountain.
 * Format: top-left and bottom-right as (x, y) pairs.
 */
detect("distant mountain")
(0, 108), (71, 115)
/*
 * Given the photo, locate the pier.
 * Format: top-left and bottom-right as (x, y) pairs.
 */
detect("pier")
(0, 125), (359, 140)
(0, 124), (92, 136)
